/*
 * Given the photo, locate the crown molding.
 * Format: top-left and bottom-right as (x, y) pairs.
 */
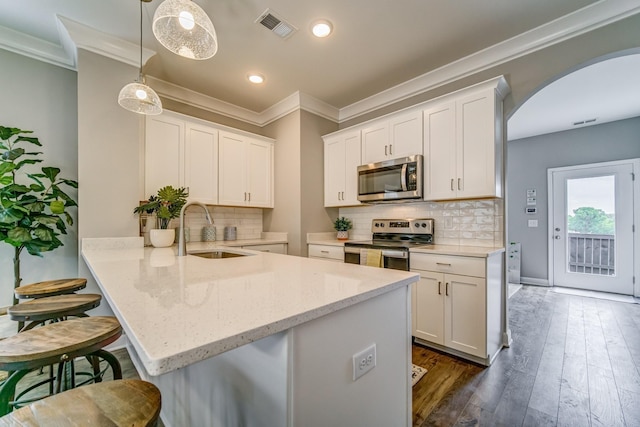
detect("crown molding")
(338, 0), (640, 121)
(57, 16), (155, 68)
(0, 24), (75, 70)
(3, 1), (639, 125)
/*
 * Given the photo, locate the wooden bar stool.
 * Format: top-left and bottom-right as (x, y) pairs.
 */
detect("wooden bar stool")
(14, 278), (87, 300)
(6, 294), (102, 332)
(0, 379), (161, 426)
(0, 316), (123, 416)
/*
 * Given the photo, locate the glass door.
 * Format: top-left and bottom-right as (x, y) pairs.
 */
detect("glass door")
(549, 161), (634, 295)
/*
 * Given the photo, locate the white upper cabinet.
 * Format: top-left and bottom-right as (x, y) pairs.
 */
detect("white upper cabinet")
(219, 131), (274, 208)
(324, 130), (361, 207)
(145, 114), (184, 196)
(361, 110), (422, 164)
(145, 110), (274, 208)
(184, 123), (218, 205)
(424, 80), (505, 201)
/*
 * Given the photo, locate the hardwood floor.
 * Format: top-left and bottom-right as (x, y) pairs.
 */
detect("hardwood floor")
(412, 285), (640, 427)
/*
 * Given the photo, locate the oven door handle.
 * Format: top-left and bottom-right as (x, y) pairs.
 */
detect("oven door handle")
(343, 247), (408, 259)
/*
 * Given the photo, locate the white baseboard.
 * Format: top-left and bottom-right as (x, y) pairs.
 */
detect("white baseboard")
(520, 277), (550, 287)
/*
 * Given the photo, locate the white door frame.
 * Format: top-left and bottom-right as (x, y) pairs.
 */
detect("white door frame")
(547, 158), (640, 297)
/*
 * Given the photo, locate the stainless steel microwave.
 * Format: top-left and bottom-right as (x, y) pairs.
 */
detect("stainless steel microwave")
(357, 155), (423, 203)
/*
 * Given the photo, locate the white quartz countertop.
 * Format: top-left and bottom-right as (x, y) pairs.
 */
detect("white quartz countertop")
(82, 238), (418, 376)
(410, 245), (505, 257)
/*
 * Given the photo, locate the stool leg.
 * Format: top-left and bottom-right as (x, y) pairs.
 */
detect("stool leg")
(91, 349), (122, 380)
(0, 370), (29, 417)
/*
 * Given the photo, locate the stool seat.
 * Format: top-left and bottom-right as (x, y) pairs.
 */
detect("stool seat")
(15, 279), (87, 299)
(7, 294), (102, 324)
(0, 317), (121, 372)
(0, 379), (161, 427)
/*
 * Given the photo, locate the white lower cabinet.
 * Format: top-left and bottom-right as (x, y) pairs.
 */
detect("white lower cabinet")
(411, 251), (504, 365)
(308, 244), (344, 262)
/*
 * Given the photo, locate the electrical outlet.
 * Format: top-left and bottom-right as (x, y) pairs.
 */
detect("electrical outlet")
(352, 343), (376, 381)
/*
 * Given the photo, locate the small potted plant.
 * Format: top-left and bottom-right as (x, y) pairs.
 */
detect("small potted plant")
(334, 216), (353, 241)
(134, 186), (188, 247)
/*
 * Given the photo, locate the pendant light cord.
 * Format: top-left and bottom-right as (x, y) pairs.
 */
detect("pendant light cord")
(138, 0), (143, 81)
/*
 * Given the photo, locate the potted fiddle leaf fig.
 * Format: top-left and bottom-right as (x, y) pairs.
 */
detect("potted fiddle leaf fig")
(134, 185), (188, 247)
(0, 126), (78, 307)
(333, 216), (353, 240)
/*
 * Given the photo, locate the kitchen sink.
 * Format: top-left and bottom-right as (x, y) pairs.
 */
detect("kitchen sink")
(189, 250), (251, 259)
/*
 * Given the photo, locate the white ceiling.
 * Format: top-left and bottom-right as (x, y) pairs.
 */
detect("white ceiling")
(1, 0), (639, 137)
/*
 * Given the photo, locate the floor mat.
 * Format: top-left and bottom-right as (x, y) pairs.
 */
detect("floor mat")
(412, 364), (427, 386)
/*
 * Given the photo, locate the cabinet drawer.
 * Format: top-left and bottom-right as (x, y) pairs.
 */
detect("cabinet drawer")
(308, 244), (344, 261)
(411, 253), (485, 278)
(243, 244), (287, 254)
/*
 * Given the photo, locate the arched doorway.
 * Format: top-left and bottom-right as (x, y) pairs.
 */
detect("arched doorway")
(505, 49), (640, 297)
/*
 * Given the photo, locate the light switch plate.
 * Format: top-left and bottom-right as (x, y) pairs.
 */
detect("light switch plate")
(528, 219), (538, 227)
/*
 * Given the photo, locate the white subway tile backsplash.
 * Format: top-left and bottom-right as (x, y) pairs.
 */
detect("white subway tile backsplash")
(339, 199), (504, 247)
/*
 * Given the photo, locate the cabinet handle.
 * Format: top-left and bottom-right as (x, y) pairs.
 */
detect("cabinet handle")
(320, 250), (330, 254)
(341, 191), (345, 200)
(385, 145), (388, 156)
(244, 192), (247, 201)
(248, 192), (251, 202)
(438, 281), (442, 295)
(389, 144), (392, 155)
(445, 282), (449, 296)
(451, 179), (454, 191)
(458, 178), (461, 191)
(436, 262), (452, 266)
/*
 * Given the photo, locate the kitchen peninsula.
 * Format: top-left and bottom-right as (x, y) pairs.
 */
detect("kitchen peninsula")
(82, 237), (418, 427)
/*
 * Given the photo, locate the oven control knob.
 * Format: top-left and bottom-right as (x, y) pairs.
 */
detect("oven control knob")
(374, 223), (380, 228)
(420, 222), (426, 228)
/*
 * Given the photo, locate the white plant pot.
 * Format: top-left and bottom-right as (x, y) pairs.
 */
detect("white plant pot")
(150, 228), (175, 248)
(336, 230), (349, 240)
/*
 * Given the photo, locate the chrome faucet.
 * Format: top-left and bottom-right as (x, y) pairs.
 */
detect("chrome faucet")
(178, 201), (213, 256)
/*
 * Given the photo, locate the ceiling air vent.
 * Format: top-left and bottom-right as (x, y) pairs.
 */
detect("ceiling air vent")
(256, 9), (297, 39)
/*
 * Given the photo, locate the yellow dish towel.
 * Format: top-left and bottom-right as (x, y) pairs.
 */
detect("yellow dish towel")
(360, 248), (383, 267)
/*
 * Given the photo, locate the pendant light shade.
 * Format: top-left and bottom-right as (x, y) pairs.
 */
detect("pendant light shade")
(152, 0), (218, 60)
(118, 80), (163, 115)
(118, 0), (163, 115)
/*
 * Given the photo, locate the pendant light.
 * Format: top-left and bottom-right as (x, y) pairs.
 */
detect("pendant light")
(118, 0), (163, 115)
(152, 0), (218, 60)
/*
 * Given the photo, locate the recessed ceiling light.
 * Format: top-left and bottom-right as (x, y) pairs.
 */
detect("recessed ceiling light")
(311, 20), (333, 38)
(247, 73), (265, 84)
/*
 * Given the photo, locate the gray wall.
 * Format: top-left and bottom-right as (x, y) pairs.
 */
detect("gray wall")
(507, 117), (640, 282)
(0, 49), (78, 308)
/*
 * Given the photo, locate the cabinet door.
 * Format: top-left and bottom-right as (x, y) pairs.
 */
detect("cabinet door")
(324, 131), (361, 207)
(184, 123), (218, 204)
(413, 270), (445, 345)
(389, 111), (422, 159)
(145, 114), (184, 197)
(324, 137), (345, 207)
(218, 131), (248, 206)
(247, 138), (273, 207)
(343, 131), (362, 205)
(444, 273), (486, 358)
(457, 90), (496, 199)
(423, 101), (456, 200)
(361, 122), (388, 164)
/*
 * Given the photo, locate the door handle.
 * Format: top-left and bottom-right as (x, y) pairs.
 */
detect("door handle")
(555, 227), (561, 232)
(555, 235), (561, 240)
(389, 144), (392, 155)
(385, 145), (388, 156)
(445, 282), (449, 296)
(451, 179), (454, 191)
(458, 178), (461, 191)
(438, 281), (441, 295)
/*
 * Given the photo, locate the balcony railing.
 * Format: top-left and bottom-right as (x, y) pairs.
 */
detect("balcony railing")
(568, 233), (615, 276)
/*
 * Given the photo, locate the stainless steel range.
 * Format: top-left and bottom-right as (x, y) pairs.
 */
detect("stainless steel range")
(344, 219), (434, 271)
